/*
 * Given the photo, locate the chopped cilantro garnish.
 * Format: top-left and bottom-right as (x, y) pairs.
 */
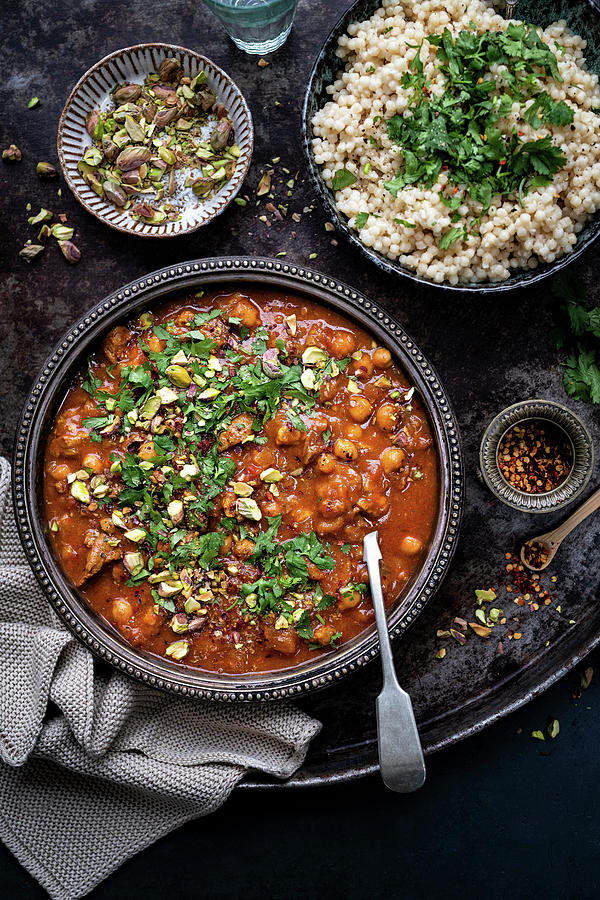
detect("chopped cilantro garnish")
(332, 168), (357, 190)
(383, 23), (573, 243)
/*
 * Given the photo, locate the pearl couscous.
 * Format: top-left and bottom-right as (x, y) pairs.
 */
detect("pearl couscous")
(311, 0), (600, 284)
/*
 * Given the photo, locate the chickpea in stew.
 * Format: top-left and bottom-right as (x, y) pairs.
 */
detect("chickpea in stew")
(44, 289), (438, 674)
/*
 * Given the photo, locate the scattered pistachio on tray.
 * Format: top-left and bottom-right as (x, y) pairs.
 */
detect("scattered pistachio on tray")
(19, 243), (45, 263)
(2, 144), (22, 163)
(78, 57), (239, 225)
(36, 161), (58, 178)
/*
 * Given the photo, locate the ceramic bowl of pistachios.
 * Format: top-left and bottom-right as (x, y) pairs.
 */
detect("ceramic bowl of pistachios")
(57, 43), (253, 237)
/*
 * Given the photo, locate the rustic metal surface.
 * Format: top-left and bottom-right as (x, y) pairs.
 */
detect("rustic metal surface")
(1, 0), (599, 788)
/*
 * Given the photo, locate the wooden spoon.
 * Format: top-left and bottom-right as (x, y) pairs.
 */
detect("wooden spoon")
(520, 485), (600, 572)
(363, 531), (426, 792)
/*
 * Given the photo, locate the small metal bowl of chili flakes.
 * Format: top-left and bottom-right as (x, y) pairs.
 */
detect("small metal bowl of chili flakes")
(479, 399), (594, 514)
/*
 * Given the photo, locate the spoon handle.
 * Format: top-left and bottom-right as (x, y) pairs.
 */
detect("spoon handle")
(545, 485), (600, 547)
(363, 532), (426, 793)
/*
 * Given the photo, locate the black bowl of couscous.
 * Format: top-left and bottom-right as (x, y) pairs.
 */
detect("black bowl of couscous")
(303, 0), (600, 292)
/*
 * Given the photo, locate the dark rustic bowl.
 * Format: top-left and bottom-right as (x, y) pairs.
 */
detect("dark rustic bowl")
(302, 0), (600, 294)
(57, 43), (253, 238)
(13, 258), (463, 701)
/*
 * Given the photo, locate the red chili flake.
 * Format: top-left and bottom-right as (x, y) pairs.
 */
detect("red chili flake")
(497, 419), (572, 494)
(523, 540), (549, 568)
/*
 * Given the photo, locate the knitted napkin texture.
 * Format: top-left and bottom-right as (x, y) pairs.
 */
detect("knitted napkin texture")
(0, 457), (320, 899)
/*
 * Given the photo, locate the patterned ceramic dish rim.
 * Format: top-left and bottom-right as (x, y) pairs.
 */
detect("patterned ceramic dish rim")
(301, 0), (600, 294)
(13, 257), (464, 702)
(479, 398), (594, 513)
(57, 43), (254, 238)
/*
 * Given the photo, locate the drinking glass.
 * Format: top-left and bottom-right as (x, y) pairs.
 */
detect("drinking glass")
(202, 0), (299, 54)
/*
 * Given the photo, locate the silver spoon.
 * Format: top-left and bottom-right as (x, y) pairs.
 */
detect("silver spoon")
(505, 0), (518, 18)
(363, 531), (426, 792)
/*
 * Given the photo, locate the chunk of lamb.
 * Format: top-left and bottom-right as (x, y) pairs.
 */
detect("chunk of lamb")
(102, 326), (130, 364)
(75, 531), (121, 586)
(264, 624), (299, 656)
(218, 413), (254, 451)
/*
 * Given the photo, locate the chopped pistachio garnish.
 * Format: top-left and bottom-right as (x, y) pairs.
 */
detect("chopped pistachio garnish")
(260, 468), (283, 483)
(70, 480), (90, 503)
(165, 640), (189, 660)
(124, 527), (147, 543)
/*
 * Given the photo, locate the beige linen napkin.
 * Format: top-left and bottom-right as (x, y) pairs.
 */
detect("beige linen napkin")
(0, 456), (320, 899)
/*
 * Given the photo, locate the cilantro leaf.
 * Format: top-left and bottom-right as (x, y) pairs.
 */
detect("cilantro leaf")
(439, 225), (466, 250)
(332, 169), (357, 190)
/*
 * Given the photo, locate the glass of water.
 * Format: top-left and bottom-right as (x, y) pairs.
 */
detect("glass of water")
(202, 0), (298, 54)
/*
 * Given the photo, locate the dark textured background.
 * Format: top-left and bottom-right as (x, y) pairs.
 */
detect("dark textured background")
(1, 0), (600, 895)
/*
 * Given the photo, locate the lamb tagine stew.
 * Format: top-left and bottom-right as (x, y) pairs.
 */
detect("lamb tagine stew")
(44, 288), (439, 674)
